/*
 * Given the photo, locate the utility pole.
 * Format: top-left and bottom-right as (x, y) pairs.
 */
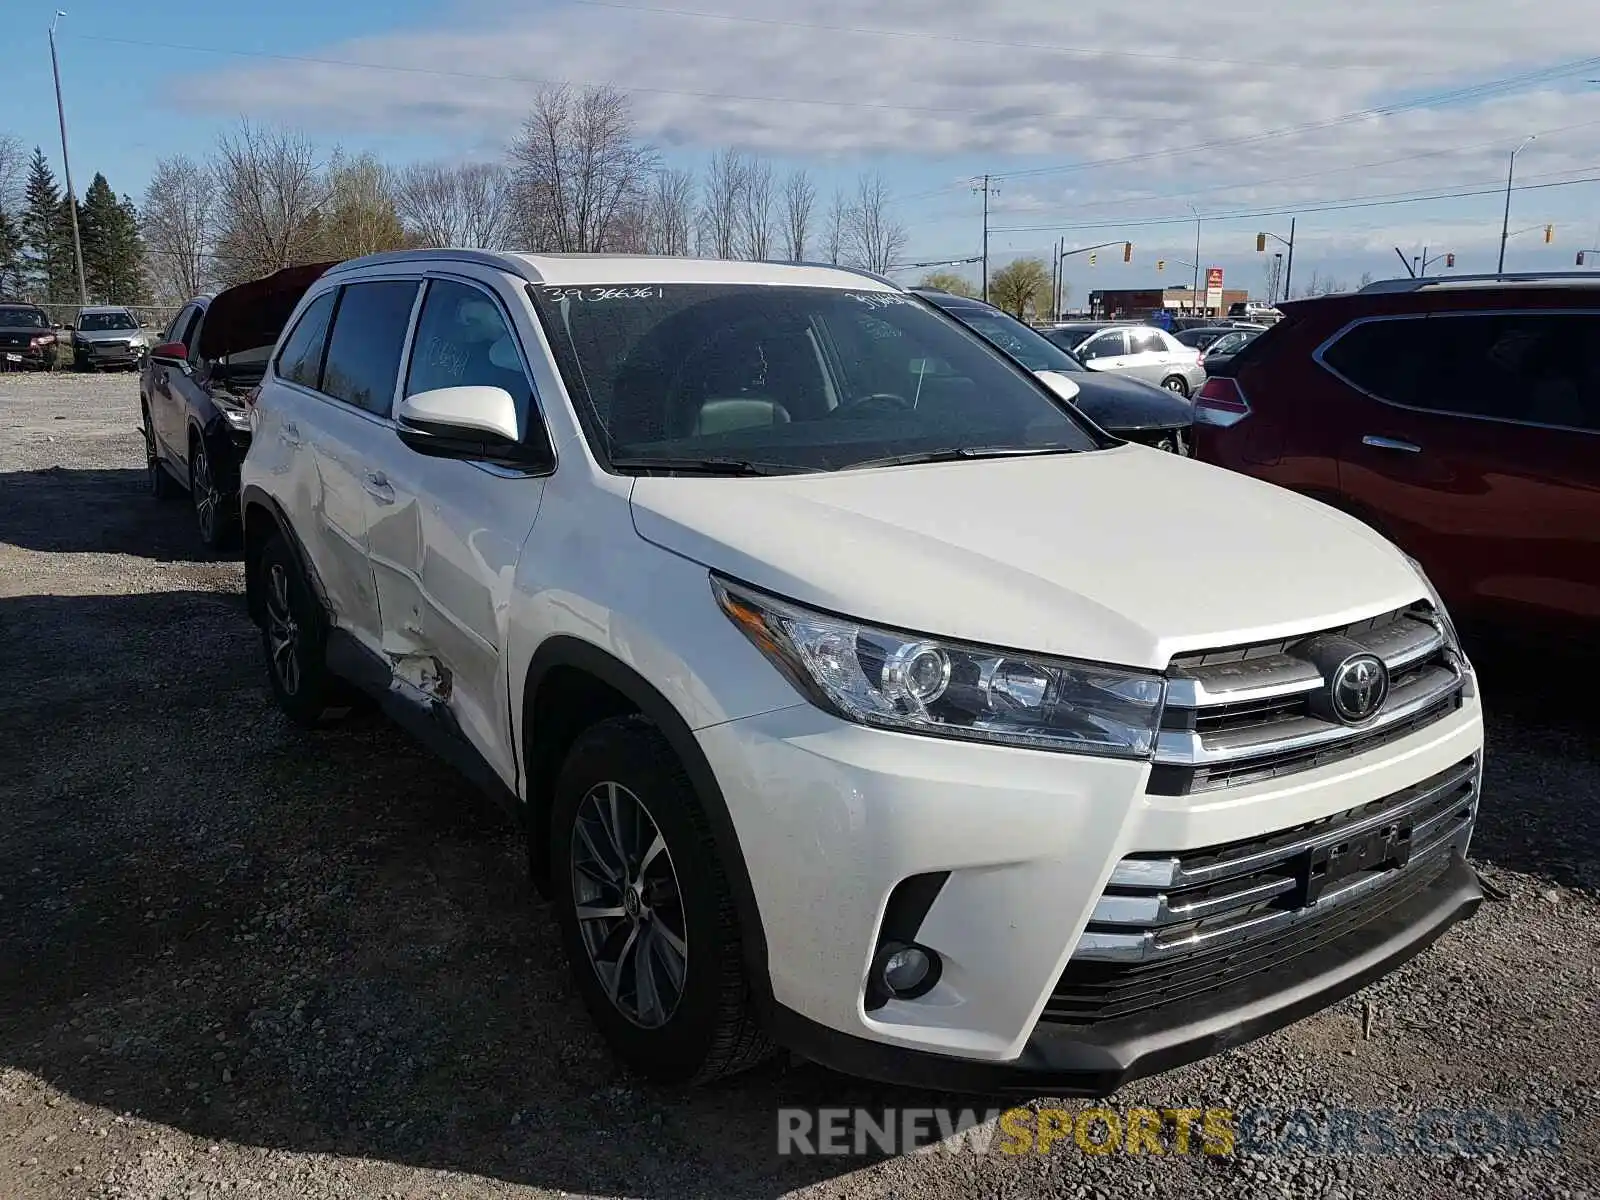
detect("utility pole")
(1189, 205), (1201, 313)
(973, 175), (996, 302)
(49, 10), (88, 307)
(1282, 216), (1295, 300)
(1498, 135), (1535, 274)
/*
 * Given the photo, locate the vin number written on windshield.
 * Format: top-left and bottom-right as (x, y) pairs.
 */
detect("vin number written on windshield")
(542, 286), (663, 302)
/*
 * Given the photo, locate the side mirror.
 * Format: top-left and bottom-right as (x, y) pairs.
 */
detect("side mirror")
(63, 322), (75, 332)
(152, 341), (187, 361)
(396, 386), (551, 469)
(1034, 370), (1081, 404)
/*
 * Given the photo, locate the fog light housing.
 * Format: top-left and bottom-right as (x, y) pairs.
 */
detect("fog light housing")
(870, 941), (941, 1002)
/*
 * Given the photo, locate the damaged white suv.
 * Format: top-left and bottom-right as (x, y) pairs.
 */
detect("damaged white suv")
(240, 250), (1484, 1093)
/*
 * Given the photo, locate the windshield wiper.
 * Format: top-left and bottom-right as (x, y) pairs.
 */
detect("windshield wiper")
(843, 445), (1082, 471)
(609, 455), (818, 477)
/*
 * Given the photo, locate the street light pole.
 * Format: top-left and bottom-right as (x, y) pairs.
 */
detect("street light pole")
(48, 10), (88, 308)
(1497, 135), (1535, 274)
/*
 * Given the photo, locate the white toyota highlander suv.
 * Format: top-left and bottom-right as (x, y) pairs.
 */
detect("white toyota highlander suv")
(238, 250), (1485, 1093)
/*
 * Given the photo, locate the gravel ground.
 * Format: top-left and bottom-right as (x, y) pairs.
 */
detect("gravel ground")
(1, 372), (1596, 1200)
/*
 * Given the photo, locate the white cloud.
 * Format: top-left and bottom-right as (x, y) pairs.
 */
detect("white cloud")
(181, 0), (1600, 242)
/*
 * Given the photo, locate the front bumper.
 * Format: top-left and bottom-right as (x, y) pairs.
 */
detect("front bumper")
(2, 343), (54, 367)
(76, 340), (144, 366)
(698, 690), (1483, 1091)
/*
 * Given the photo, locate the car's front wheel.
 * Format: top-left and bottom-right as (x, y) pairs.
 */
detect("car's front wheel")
(551, 715), (771, 1084)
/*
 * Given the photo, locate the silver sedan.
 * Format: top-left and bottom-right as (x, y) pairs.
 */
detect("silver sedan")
(1044, 324), (1207, 397)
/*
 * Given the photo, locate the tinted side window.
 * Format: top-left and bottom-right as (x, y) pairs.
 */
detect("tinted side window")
(171, 305), (202, 351)
(1080, 331), (1125, 360)
(1325, 313), (1600, 430)
(405, 280), (530, 411)
(162, 306), (191, 343)
(1130, 329), (1165, 354)
(321, 281), (420, 416)
(274, 290), (338, 391)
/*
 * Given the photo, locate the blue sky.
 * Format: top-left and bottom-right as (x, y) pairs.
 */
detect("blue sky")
(8, 0), (1600, 299)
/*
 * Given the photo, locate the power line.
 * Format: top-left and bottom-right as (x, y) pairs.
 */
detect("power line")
(987, 170), (1600, 235)
(566, 0), (1444, 73)
(65, 33), (972, 116)
(988, 55), (1600, 183)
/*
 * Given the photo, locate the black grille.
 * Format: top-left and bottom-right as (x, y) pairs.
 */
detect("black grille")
(1043, 852), (1454, 1024)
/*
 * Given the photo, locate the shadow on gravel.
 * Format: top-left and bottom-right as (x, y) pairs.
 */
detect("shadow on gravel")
(0, 467), (236, 563)
(0, 590), (910, 1199)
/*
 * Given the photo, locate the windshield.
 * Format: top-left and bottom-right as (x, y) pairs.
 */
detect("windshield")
(78, 310), (138, 331)
(0, 307), (47, 329)
(938, 306), (1083, 373)
(531, 284), (1101, 472)
(1209, 331), (1257, 356)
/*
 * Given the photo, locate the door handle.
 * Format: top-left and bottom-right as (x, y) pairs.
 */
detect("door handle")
(1362, 435), (1421, 454)
(363, 470), (395, 503)
(279, 421), (303, 447)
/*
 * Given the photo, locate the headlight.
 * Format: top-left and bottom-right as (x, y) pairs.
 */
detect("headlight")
(712, 577), (1166, 758)
(219, 405), (252, 432)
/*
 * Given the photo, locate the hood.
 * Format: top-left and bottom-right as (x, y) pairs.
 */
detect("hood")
(195, 261), (337, 361)
(1067, 371), (1192, 432)
(630, 446), (1425, 670)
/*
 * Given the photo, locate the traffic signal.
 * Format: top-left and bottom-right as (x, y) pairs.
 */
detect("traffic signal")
(1156, 259), (1166, 271)
(1445, 253), (1455, 268)
(1123, 241), (1132, 262)
(1545, 224), (1554, 243)
(1088, 252), (1097, 265)
(1256, 232), (1267, 252)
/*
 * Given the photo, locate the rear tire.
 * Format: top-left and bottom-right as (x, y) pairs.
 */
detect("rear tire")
(550, 715), (772, 1084)
(258, 532), (349, 728)
(1162, 375), (1190, 396)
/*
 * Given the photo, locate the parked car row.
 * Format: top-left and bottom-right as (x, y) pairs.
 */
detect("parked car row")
(0, 301), (153, 372)
(130, 249), (1483, 1100)
(1041, 322), (1207, 396)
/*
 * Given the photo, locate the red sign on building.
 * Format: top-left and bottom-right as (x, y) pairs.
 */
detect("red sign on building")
(1205, 267), (1225, 291)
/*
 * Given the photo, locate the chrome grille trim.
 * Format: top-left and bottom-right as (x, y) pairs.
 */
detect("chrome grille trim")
(1153, 605), (1466, 792)
(1076, 757), (1479, 963)
(1155, 661), (1465, 766)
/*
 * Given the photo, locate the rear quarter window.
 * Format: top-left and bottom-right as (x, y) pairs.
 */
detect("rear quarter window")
(1317, 316), (1428, 406)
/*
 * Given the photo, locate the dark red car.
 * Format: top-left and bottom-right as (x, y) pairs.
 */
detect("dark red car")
(1192, 273), (1600, 641)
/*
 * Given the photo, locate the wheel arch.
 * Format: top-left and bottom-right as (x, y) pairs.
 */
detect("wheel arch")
(521, 635), (774, 1015)
(240, 484), (332, 630)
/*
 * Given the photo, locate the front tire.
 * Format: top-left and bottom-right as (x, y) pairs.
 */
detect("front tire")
(550, 716), (771, 1084)
(258, 533), (349, 728)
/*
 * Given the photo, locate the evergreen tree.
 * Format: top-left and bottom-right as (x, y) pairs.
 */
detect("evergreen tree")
(21, 147), (74, 302)
(80, 173), (145, 303)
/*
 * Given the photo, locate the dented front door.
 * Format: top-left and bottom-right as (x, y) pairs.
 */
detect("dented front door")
(365, 275), (549, 791)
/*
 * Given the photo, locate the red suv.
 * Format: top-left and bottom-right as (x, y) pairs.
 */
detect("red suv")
(1192, 274), (1599, 640)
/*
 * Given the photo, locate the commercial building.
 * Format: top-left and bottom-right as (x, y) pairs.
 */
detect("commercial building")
(1087, 286), (1250, 320)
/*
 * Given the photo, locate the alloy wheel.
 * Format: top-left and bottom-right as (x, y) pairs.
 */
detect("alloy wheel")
(142, 411), (160, 488)
(192, 443), (220, 541)
(570, 781), (688, 1029)
(265, 562), (301, 696)
(1164, 377), (1187, 393)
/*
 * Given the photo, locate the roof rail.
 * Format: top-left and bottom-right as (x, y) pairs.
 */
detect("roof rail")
(787, 260), (902, 289)
(1357, 271), (1600, 294)
(324, 248), (539, 281)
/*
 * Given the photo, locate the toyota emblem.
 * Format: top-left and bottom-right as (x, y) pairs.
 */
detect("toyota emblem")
(1330, 654), (1389, 725)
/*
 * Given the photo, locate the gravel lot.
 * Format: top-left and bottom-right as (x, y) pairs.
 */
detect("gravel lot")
(1, 372), (1596, 1200)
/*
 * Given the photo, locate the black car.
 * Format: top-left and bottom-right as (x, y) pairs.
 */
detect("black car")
(912, 290), (1194, 454)
(1172, 326), (1239, 351)
(142, 261), (335, 548)
(1198, 326), (1262, 375)
(0, 303), (59, 371)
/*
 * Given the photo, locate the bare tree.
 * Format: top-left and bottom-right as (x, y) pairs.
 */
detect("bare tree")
(396, 161), (512, 249)
(211, 122), (331, 286)
(319, 151), (407, 260)
(845, 172), (907, 273)
(507, 85), (659, 253)
(738, 157), (776, 260)
(821, 187), (848, 265)
(699, 148), (748, 259)
(645, 167), (696, 256)
(0, 134), (25, 214)
(141, 154), (216, 304)
(781, 168), (815, 262)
